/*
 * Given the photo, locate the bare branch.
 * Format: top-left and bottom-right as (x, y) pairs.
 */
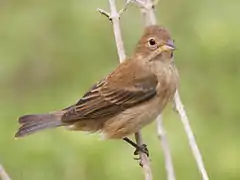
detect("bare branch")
(99, 0), (152, 179)
(0, 164), (11, 180)
(157, 115), (176, 180)
(173, 90), (209, 180)
(130, 0), (146, 8)
(97, 8), (111, 20)
(136, 0), (157, 26)
(135, 133), (153, 180)
(98, 0), (132, 21)
(108, 0), (126, 61)
(119, 0), (132, 16)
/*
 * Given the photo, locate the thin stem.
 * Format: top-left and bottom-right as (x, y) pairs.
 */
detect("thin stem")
(157, 115), (176, 180)
(0, 164), (11, 180)
(108, 0), (126, 62)
(131, 0), (156, 25)
(119, 0), (132, 16)
(97, 8), (111, 20)
(135, 133), (153, 180)
(173, 90), (209, 180)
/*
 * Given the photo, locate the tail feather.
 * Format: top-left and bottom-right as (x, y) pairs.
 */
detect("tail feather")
(15, 113), (64, 138)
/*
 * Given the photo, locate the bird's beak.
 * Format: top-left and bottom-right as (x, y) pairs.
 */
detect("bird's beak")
(158, 40), (175, 52)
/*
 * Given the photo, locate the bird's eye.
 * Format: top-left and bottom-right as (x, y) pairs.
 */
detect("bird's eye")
(148, 38), (156, 46)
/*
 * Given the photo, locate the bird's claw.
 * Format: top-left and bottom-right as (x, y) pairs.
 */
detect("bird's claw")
(133, 143), (149, 157)
(133, 144), (149, 167)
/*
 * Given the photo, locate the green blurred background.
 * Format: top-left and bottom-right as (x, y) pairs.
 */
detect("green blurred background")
(0, 0), (238, 179)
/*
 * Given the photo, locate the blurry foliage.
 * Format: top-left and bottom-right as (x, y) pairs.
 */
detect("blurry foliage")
(0, 0), (239, 179)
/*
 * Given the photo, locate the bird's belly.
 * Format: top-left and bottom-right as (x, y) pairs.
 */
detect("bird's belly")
(101, 97), (164, 139)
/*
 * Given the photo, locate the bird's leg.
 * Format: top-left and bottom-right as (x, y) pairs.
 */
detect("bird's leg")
(123, 137), (149, 157)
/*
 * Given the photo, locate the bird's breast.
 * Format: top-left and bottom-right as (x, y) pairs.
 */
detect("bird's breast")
(156, 64), (178, 98)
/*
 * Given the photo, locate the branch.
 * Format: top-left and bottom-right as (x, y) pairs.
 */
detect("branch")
(134, 0), (176, 179)
(173, 90), (209, 180)
(157, 115), (176, 180)
(98, 0), (126, 62)
(135, 133), (153, 180)
(0, 164), (11, 180)
(98, 1), (152, 179)
(132, 0), (157, 25)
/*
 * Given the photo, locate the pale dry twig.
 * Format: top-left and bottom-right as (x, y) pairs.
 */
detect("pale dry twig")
(0, 164), (11, 180)
(173, 90), (209, 180)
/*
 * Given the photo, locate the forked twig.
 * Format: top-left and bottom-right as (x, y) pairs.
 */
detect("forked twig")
(118, 0), (132, 16)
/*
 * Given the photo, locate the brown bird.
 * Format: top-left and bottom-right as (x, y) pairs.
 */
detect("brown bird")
(15, 25), (178, 155)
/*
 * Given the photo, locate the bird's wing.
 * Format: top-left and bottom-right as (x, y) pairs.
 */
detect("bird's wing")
(62, 62), (158, 122)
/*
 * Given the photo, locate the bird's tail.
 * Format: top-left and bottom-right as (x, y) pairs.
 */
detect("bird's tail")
(15, 112), (65, 138)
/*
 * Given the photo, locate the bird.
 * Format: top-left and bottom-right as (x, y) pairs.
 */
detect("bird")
(15, 25), (179, 155)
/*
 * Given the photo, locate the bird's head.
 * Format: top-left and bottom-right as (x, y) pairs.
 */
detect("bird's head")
(134, 25), (175, 63)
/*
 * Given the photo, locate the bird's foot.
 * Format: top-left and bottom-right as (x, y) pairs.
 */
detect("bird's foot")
(123, 137), (149, 158)
(133, 144), (150, 167)
(133, 143), (149, 157)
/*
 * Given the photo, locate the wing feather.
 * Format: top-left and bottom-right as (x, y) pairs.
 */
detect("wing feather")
(62, 63), (158, 122)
